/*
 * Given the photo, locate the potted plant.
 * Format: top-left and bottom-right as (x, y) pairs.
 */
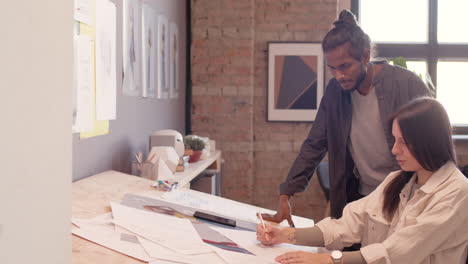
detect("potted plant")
(184, 136), (205, 163)
(391, 56), (436, 97)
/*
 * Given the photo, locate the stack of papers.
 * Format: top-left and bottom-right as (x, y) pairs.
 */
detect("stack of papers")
(160, 189), (315, 229)
(161, 190), (260, 223)
(72, 193), (317, 264)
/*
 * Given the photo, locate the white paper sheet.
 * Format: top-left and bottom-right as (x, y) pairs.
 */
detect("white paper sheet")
(157, 15), (170, 99)
(110, 202), (213, 255)
(141, 4), (157, 98)
(72, 35), (94, 133)
(72, 213), (113, 228)
(74, 0), (92, 25)
(161, 190), (315, 228)
(95, 0), (116, 120)
(169, 22), (179, 99)
(161, 190), (259, 223)
(212, 227), (318, 264)
(72, 224), (154, 262)
(122, 0), (142, 96)
(139, 236), (226, 264)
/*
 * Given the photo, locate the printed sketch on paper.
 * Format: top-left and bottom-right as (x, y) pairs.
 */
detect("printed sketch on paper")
(95, 0), (116, 121)
(141, 5), (157, 98)
(169, 23), (179, 99)
(122, 0), (142, 96)
(157, 15), (170, 99)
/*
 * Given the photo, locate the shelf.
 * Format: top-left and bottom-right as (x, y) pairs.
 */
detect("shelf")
(174, 150), (222, 188)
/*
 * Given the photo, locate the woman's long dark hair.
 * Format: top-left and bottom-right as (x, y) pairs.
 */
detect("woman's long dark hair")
(383, 98), (456, 220)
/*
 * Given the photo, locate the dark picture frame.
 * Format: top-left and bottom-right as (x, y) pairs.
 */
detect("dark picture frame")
(267, 42), (324, 122)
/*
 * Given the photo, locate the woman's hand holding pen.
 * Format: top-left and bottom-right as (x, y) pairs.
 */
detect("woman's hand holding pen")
(256, 223), (297, 246)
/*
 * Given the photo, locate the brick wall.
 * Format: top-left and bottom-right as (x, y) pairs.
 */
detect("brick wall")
(191, 0), (339, 221)
(191, 0), (256, 205)
(252, 1), (338, 221)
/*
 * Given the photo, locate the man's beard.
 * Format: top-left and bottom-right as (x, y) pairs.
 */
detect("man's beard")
(347, 63), (367, 93)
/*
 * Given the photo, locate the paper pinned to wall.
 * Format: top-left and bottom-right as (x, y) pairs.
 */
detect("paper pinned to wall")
(157, 15), (170, 99)
(72, 35), (94, 133)
(78, 0), (110, 138)
(95, 0), (116, 120)
(169, 22), (179, 99)
(74, 0), (92, 25)
(141, 4), (158, 98)
(122, 0), (142, 96)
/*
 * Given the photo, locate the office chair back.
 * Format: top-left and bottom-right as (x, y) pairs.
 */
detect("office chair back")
(317, 162), (330, 201)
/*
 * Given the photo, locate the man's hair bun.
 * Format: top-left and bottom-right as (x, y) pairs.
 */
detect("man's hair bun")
(333, 9), (358, 27)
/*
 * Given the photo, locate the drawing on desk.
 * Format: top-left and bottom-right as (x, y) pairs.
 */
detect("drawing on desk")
(143, 205), (196, 220)
(194, 222), (254, 255)
(120, 232), (140, 244)
(123, 194), (254, 255)
(162, 189), (259, 223)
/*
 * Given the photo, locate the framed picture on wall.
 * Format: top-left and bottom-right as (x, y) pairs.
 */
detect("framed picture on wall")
(122, 0), (142, 96)
(141, 4), (157, 98)
(157, 15), (170, 99)
(169, 22), (179, 99)
(267, 42), (324, 122)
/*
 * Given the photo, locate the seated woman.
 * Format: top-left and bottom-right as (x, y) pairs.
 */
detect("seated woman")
(257, 98), (468, 264)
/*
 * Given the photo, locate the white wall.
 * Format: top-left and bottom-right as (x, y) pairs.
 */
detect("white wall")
(0, 0), (72, 263)
(73, 0), (187, 181)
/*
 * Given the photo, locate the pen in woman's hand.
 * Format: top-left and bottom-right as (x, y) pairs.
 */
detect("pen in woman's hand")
(257, 213), (270, 241)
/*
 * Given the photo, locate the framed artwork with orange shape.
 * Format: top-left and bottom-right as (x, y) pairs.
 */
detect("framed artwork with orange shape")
(267, 42), (324, 122)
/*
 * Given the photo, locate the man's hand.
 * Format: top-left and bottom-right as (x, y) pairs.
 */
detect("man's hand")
(261, 195), (295, 227)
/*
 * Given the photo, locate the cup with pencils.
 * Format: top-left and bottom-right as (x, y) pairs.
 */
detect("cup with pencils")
(133, 152), (157, 180)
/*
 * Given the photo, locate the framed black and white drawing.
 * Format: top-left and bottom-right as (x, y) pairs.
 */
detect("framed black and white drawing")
(267, 42), (324, 122)
(169, 22), (179, 99)
(141, 4), (157, 98)
(122, 0), (142, 96)
(157, 15), (170, 99)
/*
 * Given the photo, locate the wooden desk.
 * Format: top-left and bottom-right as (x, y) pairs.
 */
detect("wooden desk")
(72, 171), (153, 264)
(72, 170), (313, 264)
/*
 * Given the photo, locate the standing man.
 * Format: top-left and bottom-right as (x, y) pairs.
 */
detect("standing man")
(262, 10), (431, 225)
